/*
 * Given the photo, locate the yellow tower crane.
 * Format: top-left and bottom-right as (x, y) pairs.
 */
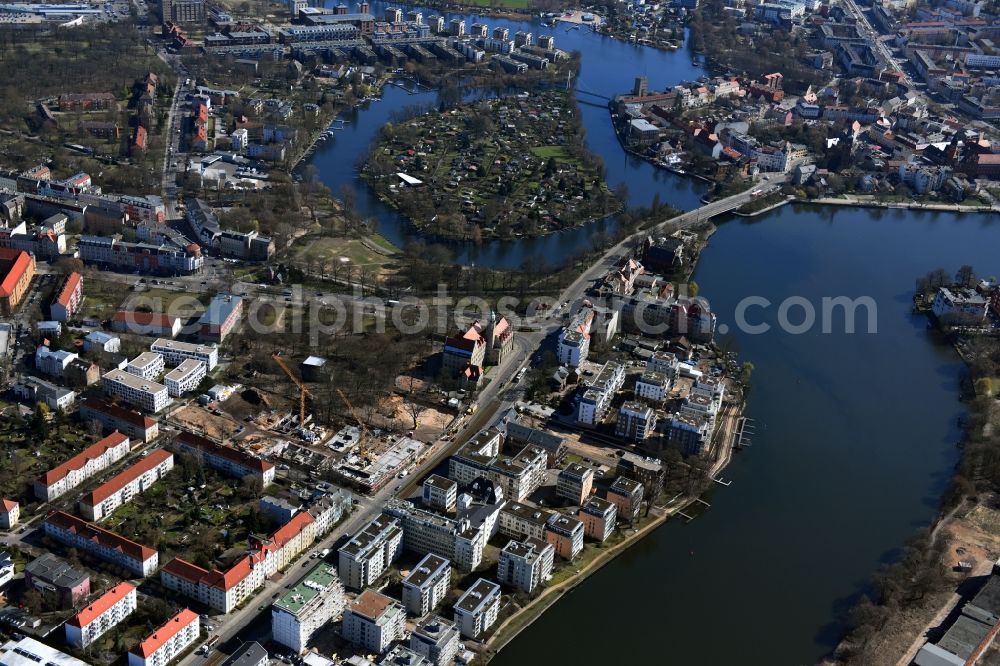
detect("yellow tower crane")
(272, 353), (310, 425)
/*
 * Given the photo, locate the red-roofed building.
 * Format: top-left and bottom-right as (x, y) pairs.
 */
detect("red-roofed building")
(79, 397), (160, 443)
(111, 310), (182, 338)
(80, 449), (174, 521)
(50, 271), (82, 322)
(0, 248), (35, 315)
(34, 432), (131, 501)
(65, 582), (137, 648)
(957, 152), (1000, 178)
(161, 512), (315, 612)
(128, 608), (199, 666)
(43, 511), (158, 576)
(442, 313), (514, 384)
(0, 499), (18, 529)
(171, 431), (275, 485)
(133, 126), (148, 152)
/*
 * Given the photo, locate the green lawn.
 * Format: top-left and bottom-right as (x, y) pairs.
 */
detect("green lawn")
(294, 236), (394, 269)
(77, 277), (133, 322)
(530, 145), (571, 160)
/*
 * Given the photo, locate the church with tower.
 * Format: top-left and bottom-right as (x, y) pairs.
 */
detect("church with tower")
(441, 312), (515, 384)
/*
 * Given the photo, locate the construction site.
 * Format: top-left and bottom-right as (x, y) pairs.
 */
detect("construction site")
(175, 351), (447, 495)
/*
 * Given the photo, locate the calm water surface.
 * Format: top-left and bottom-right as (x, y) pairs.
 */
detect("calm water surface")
(303, 9), (993, 662)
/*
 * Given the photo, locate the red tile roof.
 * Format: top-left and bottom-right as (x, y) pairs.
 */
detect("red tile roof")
(44, 511), (156, 563)
(162, 512), (313, 592)
(39, 432), (129, 487)
(54, 272), (81, 307)
(0, 499), (17, 513)
(0, 249), (33, 298)
(80, 397), (158, 430)
(161, 557), (209, 584)
(267, 512), (314, 551)
(130, 608), (198, 658)
(350, 589), (394, 620)
(81, 449), (173, 507)
(174, 432), (275, 475)
(66, 582), (136, 628)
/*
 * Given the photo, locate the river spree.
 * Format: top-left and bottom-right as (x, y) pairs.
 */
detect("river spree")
(303, 7), (1000, 663)
(307, 1), (707, 268)
(492, 205), (1000, 664)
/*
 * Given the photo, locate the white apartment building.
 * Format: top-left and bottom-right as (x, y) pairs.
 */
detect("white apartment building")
(126, 352), (165, 381)
(162, 513), (316, 614)
(453, 579), (501, 639)
(14, 377), (77, 412)
(932, 287), (988, 321)
(496, 537), (554, 594)
(557, 309), (594, 367)
(44, 511), (158, 577)
(341, 590), (406, 655)
(128, 609), (200, 666)
(337, 514), (403, 590)
(0, 637), (89, 666)
(83, 331), (121, 354)
(576, 361), (626, 425)
(401, 554), (451, 616)
(35, 346), (77, 378)
(0, 501), (17, 530)
(103, 369), (171, 413)
(410, 616), (461, 666)
(646, 350), (678, 376)
(79, 449), (174, 521)
(163, 359), (206, 397)
(307, 489), (353, 537)
(557, 329), (589, 367)
(422, 475), (457, 513)
(272, 563), (345, 654)
(635, 371), (670, 402)
(34, 432), (131, 501)
(498, 502), (551, 541)
(448, 430), (546, 502)
(150, 338), (219, 371)
(382, 499), (485, 572)
(65, 582), (137, 648)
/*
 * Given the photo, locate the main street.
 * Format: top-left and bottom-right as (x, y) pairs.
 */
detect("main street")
(840, 0), (913, 88)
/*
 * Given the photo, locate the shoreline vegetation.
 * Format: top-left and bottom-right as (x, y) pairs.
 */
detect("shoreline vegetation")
(823, 267), (1000, 665)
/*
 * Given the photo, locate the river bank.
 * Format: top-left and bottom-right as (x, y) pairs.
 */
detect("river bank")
(299, 7), (995, 661)
(823, 287), (1000, 665)
(484, 389), (747, 661)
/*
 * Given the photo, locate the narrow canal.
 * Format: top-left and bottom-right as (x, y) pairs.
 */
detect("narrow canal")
(303, 6), (999, 662)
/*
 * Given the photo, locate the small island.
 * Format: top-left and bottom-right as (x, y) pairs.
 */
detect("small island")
(363, 89), (622, 241)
